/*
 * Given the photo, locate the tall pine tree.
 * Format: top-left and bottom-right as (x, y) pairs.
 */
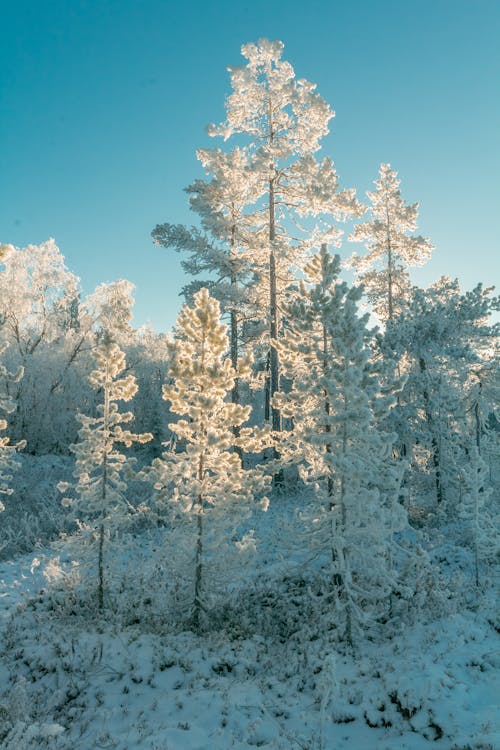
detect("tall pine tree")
(349, 163), (433, 322)
(207, 39), (364, 433)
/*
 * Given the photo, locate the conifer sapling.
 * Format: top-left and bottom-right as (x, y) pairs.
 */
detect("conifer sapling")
(59, 335), (152, 611)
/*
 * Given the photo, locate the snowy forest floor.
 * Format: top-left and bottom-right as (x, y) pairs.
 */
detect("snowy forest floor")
(0, 457), (499, 750)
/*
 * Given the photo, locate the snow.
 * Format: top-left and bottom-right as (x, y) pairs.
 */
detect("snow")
(1, 530), (498, 749)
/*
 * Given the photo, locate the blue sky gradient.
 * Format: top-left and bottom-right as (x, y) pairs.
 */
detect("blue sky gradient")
(1, 0), (498, 330)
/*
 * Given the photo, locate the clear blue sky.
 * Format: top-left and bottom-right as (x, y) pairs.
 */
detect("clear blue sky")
(1, 0), (498, 331)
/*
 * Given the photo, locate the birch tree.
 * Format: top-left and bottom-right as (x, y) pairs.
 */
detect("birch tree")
(0, 239), (88, 453)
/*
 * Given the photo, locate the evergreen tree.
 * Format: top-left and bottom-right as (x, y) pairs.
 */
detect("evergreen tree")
(59, 336), (152, 611)
(208, 39), (364, 434)
(383, 278), (499, 509)
(459, 445), (498, 587)
(349, 163), (433, 322)
(143, 288), (270, 630)
(152, 146), (263, 413)
(275, 246), (406, 644)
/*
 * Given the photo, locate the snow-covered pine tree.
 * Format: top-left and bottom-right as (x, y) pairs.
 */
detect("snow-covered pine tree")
(152, 146), (263, 415)
(208, 39), (364, 433)
(383, 277), (498, 511)
(0, 343), (24, 508)
(459, 445), (498, 587)
(275, 246), (406, 645)
(143, 288), (270, 630)
(59, 335), (152, 611)
(349, 163), (433, 322)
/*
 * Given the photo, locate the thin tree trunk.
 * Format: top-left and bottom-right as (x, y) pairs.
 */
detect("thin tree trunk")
(385, 204), (394, 322)
(194, 454), (204, 631)
(98, 522), (105, 611)
(419, 357), (443, 505)
(269, 184), (281, 436)
(193, 329), (206, 630)
(229, 218), (243, 463)
(322, 320), (335, 516)
(324, 321), (341, 588)
(264, 350), (271, 423)
(340, 375), (353, 646)
(98, 377), (110, 612)
(267, 98), (281, 440)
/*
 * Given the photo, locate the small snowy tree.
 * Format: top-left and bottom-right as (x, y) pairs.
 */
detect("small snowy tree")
(349, 163), (433, 322)
(275, 246), (407, 644)
(144, 288), (270, 630)
(0, 343), (24, 508)
(59, 336), (152, 611)
(459, 446), (498, 587)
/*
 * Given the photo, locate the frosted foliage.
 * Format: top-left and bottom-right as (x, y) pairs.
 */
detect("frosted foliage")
(0, 238), (80, 347)
(275, 246), (407, 643)
(204, 39), (364, 429)
(0, 239), (91, 453)
(209, 38), (364, 263)
(383, 277), (498, 509)
(459, 446), (498, 586)
(144, 288), (269, 626)
(0, 343), (24, 506)
(83, 278), (135, 341)
(349, 163), (433, 321)
(59, 337), (152, 607)
(210, 39), (331, 156)
(152, 146), (264, 353)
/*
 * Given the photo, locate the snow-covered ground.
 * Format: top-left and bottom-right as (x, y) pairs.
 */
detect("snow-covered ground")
(1, 545), (498, 749)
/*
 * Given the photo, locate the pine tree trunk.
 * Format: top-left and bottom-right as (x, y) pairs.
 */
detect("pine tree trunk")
(193, 448), (204, 631)
(267, 99), (281, 442)
(229, 223), (243, 463)
(385, 205), (394, 322)
(340, 386), (352, 646)
(264, 350), (271, 423)
(98, 521), (104, 611)
(269, 183), (281, 437)
(419, 357), (443, 505)
(322, 318), (339, 584)
(194, 330), (206, 631)
(323, 322), (334, 502)
(194, 488), (203, 630)
(98, 377), (110, 612)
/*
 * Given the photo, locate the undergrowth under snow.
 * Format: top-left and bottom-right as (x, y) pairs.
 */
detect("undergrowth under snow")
(0, 544), (498, 749)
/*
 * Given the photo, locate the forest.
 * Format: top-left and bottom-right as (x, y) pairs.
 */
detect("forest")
(0, 39), (498, 750)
